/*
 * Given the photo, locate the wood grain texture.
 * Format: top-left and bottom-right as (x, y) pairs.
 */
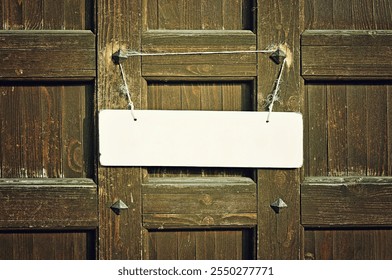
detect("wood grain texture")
(142, 177), (257, 228)
(97, 0), (142, 260)
(146, 229), (254, 260)
(142, 30), (256, 78)
(0, 230), (95, 260)
(302, 177), (392, 226)
(257, 0), (302, 259)
(305, 228), (392, 260)
(301, 30), (392, 80)
(0, 31), (95, 80)
(143, 0), (252, 30)
(0, 178), (97, 228)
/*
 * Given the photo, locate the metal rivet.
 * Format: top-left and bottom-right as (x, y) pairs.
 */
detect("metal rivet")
(270, 198), (287, 214)
(269, 48), (286, 64)
(110, 199), (129, 215)
(112, 49), (128, 65)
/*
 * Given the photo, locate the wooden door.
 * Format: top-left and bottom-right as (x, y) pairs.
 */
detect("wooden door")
(301, 0), (392, 259)
(0, 1), (97, 259)
(3, 0), (391, 261)
(98, 0), (302, 260)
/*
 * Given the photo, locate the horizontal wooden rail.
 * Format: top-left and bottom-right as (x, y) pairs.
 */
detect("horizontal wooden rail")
(301, 30), (392, 80)
(0, 30), (96, 81)
(142, 30), (257, 78)
(301, 177), (392, 226)
(0, 178), (97, 229)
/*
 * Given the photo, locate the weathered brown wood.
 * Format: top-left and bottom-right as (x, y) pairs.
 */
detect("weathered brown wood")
(301, 30), (392, 80)
(327, 85), (348, 176)
(142, 177), (257, 228)
(0, 30), (95, 80)
(0, 178), (97, 228)
(257, 0), (302, 259)
(0, 231), (95, 260)
(302, 177), (392, 226)
(97, 0), (143, 260)
(143, 0), (248, 30)
(142, 30), (256, 77)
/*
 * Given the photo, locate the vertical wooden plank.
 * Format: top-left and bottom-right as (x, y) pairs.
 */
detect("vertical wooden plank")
(201, 0), (223, 30)
(0, 0), (4, 29)
(98, 0), (142, 259)
(333, 230), (355, 259)
(257, 0), (302, 259)
(327, 85), (347, 176)
(352, 0), (375, 29)
(333, 0), (353, 29)
(367, 85), (388, 176)
(43, 0), (64, 29)
(41, 86), (62, 178)
(24, 0), (43, 29)
(354, 230), (376, 259)
(156, 231), (178, 260)
(1, 87), (22, 177)
(223, 0), (242, 29)
(61, 86), (85, 178)
(195, 230), (215, 259)
(374, 0), (392, 29)
(308, 0), (333, 29)
(314, 230), (333, 259)
(388, 85), (392, 176)
(64, 0), (85, 29)
(4, 0), (24, 29)
(200, 83), (223, 111)
(306, 85), (328, 176)
(304, 230), (316, 260)
(215, 231), (241, 260)
(20, 87), (43, 178)
(178, 231), (196, 260)
(158, 0), (184, 29)
(184, 0), (201, 29)
(347, 85), (367, 175)
(143, 0), (158, 30)
(181, 84), (201, 110)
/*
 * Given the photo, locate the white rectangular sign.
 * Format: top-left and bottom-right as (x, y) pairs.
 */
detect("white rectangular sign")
(99, 110), (303, 168)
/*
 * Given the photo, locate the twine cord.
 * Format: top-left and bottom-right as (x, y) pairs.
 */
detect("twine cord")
(124, 49), (276, 57)
(266, 58), (287, 123)
(118, 63), (137, 121)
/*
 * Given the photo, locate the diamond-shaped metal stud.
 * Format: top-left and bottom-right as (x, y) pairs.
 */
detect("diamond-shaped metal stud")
(269, 48), (286, 64)
(112, 49), (128, 65)
(270, 198), (288, 214)
(110, 199), (129, 215)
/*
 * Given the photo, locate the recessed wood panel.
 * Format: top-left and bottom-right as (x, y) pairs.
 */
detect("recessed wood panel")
(142, 177), (257, 228)
(143, 0), (256, 31)
(0, 230), (96, 260)
(146, 228), (255, 260)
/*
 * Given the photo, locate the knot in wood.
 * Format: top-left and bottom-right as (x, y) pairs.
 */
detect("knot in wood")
(200, 194), (213, 206)
(202, 216), (215, 225)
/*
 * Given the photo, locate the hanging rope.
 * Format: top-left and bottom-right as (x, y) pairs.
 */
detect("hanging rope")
(118, 62), (137, 121)
(122, 49), (276, 57)
(266, 58), (287, 123)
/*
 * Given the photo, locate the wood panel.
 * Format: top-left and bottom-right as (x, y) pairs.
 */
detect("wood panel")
(0, 230), (95, 260)
(0, 85), (93, 178)
(0, 179), (97, 228)
(146, 229), (255, 260)
(143, 0), (255, 30)
(97, 0), (142, 260)
(0, 31), (95, 80)
(142, 30), (256, 78)
(1, 0), (92, 30)
(302, 177), (392, 226)
(142, 177), (257, 228)
(301, 30), (392, 80)
(305, 228), (392, 260)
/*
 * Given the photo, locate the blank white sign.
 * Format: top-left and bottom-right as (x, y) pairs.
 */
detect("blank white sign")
(99, 110), (303, 168)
